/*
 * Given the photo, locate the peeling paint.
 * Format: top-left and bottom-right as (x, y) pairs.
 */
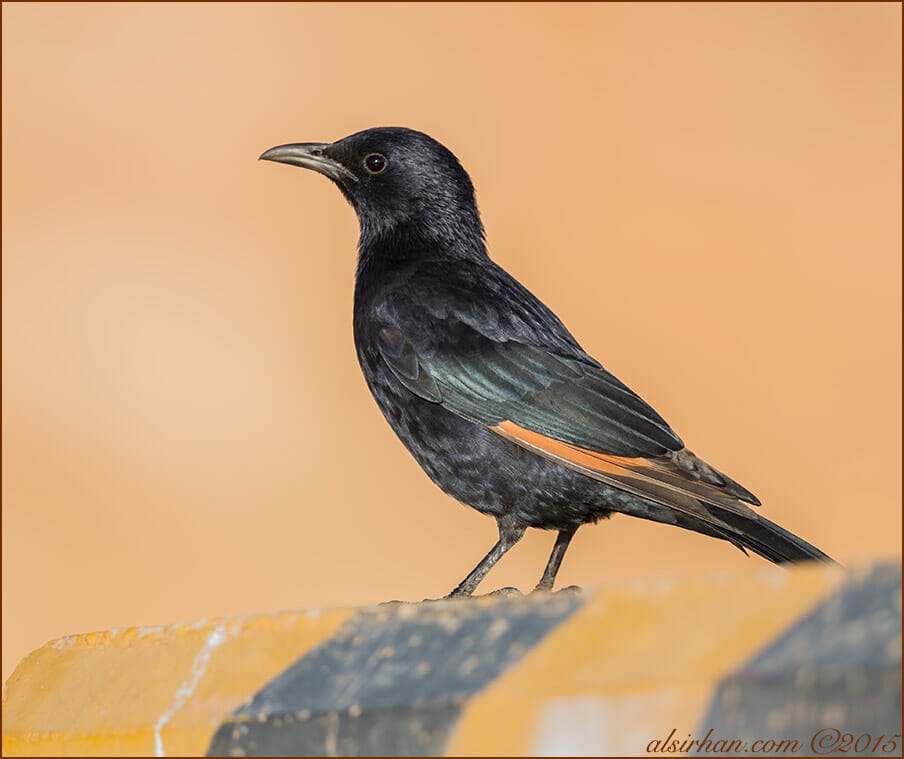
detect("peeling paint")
(153, 625), (227, 757)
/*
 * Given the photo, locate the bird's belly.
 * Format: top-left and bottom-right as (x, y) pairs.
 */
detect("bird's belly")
(361, 357), (622, 529)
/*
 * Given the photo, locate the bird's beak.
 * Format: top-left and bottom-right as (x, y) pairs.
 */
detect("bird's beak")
(259, 143), (358, 183)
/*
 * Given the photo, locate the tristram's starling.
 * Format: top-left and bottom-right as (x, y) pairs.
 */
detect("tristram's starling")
(260, 127), (832, 596)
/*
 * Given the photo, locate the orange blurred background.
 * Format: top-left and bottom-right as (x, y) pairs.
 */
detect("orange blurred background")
(3, 3), (901, 682)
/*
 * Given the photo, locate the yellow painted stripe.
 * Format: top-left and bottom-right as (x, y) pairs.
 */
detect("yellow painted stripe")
(2, 608), (352, 757)
(448, 564), (845, 756)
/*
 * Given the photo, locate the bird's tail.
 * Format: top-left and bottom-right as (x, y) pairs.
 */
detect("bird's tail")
(629, 498), (834, 565)
(710, 509), (834, 564)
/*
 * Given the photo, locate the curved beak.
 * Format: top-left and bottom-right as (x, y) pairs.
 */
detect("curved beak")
(259, 143), (358, 183)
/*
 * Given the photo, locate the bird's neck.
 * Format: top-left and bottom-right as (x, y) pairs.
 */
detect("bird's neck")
(355, 213), (487, 282)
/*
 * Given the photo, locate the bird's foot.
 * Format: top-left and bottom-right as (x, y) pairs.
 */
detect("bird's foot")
(485, 586), (522, 597)
(440, 588), (469, 601)
(532, 584), (582, 595)
(386, 594), (472, 603)
(438, 586), (522, 601)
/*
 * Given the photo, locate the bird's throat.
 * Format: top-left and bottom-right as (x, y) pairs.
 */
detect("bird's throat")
(355, 213), (487, 276)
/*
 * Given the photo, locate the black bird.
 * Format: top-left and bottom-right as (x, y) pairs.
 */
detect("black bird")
(261, 127), (832, 596)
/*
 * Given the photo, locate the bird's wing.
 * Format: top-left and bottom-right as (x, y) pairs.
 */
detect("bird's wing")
(375, 312), (761, 529)
(376, 321), (680, 457)
(488, 419), (759, 520)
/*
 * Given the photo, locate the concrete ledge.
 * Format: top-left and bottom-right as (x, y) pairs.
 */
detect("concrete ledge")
(2, 563), (900, 756)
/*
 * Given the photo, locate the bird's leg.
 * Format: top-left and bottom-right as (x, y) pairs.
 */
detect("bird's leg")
(447, 519), (525, 598)
(534, 527), (578, 591)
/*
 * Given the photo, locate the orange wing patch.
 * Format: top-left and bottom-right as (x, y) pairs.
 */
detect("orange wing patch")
(488, 420), (758, 524)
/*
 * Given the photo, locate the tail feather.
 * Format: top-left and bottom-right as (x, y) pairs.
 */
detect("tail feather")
(713, 509), (834, 564)
(614, 496), (833, 565)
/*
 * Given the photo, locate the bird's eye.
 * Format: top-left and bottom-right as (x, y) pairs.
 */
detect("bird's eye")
(363, 153), (387, 174)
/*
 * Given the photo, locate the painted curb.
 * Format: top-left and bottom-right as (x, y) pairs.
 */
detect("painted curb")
(3, 563), (900, 756)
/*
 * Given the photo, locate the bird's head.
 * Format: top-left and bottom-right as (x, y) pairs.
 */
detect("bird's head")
(260, 127), (485, 252)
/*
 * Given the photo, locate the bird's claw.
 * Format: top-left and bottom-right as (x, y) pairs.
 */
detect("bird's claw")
(439, 586), (523, 600)
(532, 584), (582, 595)
(486, 586), (522, 597)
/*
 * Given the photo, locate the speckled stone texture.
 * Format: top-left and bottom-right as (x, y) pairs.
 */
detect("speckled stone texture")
(207, 592), (583, 756)
(698, 564), (902, 756)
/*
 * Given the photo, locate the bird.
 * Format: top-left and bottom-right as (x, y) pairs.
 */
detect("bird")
(260, 127), (832, 596)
